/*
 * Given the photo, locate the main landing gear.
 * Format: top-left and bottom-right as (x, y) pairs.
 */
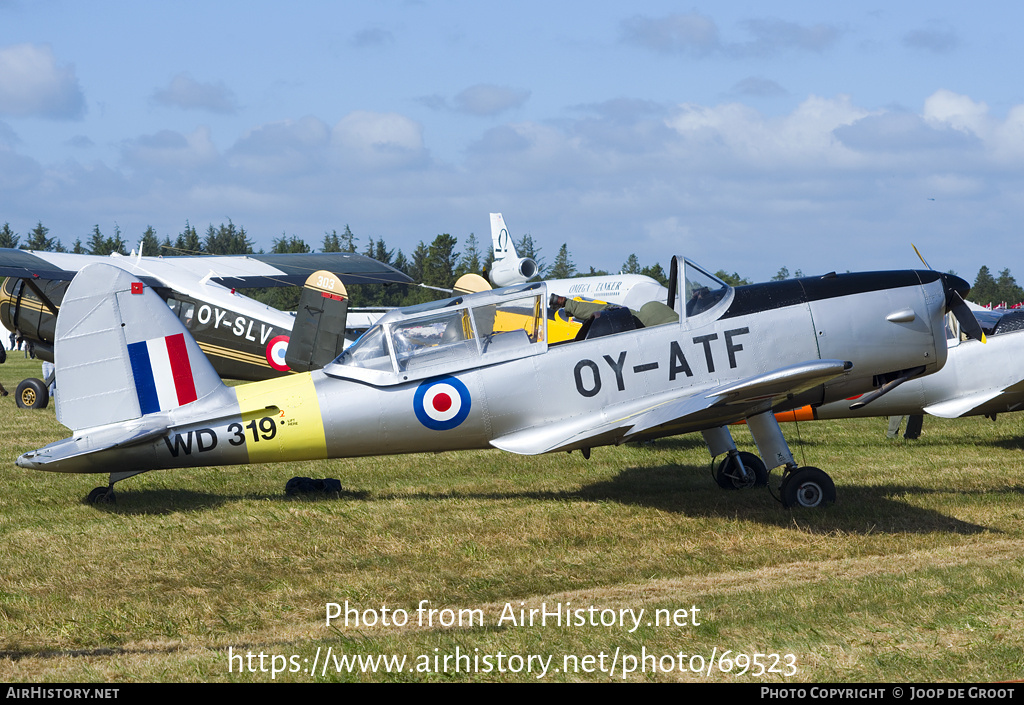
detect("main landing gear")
(702, 413), (836, 509)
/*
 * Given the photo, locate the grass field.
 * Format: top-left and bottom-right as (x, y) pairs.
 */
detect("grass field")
(0, 355), (1022, 682)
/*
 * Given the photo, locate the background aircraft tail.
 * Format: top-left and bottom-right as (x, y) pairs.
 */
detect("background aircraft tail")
(54, 262), (225, 432)
(286, 269), (349, 372)
(488, 212), (538, 287)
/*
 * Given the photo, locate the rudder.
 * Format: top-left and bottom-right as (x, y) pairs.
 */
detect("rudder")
(54, 263), (224, 431)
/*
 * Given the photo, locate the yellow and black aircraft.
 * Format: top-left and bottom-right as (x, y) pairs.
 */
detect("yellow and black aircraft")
(0, 248), (411, 408)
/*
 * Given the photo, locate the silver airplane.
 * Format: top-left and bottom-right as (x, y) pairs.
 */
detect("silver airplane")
(17, 256), (978, 509)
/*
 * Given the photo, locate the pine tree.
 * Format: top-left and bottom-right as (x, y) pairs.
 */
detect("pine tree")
(641, 263), (669, 286)
(0, 223), (19, 249)
(456, 232), (482, 277)
(25, 221), (56, 251)
(972, 266), (999, 306)
(549, 243), (576, 279)
(996, 268), (1024, 306)
(174, 221), (203, 254)
(424, 234), (459, 290)
(621, 254), (641, 275)
(204, 220), (252, 255)
(272, 234), (311, 254)
(138, 226), (161, 256)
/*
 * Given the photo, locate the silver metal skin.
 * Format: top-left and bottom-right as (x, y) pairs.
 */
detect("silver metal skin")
(812, 313), (1024, 421)
(17, 258), (966, 509)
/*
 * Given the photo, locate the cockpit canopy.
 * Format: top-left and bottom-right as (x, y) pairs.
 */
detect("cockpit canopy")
(325, 283), (547, 384)
(668, 256), (732, 319)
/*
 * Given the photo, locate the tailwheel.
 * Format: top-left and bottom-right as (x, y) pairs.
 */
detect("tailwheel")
(15, 378), (49, 409)
(86, 486), (116, 505)
(714, 451), (768, 490)
(779, 467), (835, 509)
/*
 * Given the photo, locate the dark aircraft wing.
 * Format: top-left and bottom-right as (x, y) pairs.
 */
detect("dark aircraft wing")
(0, 249), (82, 281)
(0, 249), (412, 287)
(206, 253), (412, 288)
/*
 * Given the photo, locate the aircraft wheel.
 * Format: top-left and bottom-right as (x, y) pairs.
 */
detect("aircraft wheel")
(15, 378), (49, 409)
(86, 487), (115, 504)
(780, 467), (836, 509)
(714, 451), (768, 490)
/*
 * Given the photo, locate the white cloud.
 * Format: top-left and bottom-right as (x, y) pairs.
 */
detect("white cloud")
(120, 126), (219, 172)
(0, 43), (85, 119)
(228, 116), (330, 175)
(923, 89), (989, 136)
(330, 111), (427, 170)
(152, 73), (239, 114)
(665, 95), (871, 169)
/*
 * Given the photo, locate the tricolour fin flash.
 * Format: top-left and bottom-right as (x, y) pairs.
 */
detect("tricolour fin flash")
(54, 262), (225, 432)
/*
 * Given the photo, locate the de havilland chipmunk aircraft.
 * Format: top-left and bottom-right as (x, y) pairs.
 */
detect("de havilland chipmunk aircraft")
(17, 257), (980, 509)
(0, 247), (412, 407)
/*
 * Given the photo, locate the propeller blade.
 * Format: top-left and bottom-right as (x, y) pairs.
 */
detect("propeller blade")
(948, 290), (986, 343)
(911, 243), (932, 270)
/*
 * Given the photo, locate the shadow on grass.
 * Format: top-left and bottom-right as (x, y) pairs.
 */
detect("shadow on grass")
(574, 464), (996, 535)
(83, 486), (370, 515)
(86, 463), (999, 535)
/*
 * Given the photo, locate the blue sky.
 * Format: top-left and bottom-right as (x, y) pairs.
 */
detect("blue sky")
(2, 1), (1023, 282)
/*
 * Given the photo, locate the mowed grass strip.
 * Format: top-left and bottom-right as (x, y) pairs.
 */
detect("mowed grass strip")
(0, 356), (1021, 681)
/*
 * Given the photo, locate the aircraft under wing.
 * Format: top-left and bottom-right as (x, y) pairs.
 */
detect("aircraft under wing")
(0, 249), (412, 288)
(923, 378), (1024, 418)
(490, 359), (853, 456)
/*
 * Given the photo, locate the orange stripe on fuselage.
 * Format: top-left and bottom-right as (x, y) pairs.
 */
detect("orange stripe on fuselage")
(733, 405), (817, 425)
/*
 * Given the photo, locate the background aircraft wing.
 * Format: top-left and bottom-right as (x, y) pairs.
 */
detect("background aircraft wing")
(202, 253), (412, 288)
(922, 378), (1024, 418)
(0, 248), (87, 281)
(491, 359), (851, 455)
(0, 249), (413, 288)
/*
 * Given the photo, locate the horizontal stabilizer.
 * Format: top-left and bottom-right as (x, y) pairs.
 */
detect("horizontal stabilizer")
(16, 418), (169, 473)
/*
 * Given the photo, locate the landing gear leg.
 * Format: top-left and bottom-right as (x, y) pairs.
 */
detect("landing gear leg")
(745, 411), (836, 509)
(702, 426), (768, 490)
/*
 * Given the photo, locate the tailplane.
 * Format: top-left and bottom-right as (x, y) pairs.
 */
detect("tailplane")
(54, 263), (225, 432)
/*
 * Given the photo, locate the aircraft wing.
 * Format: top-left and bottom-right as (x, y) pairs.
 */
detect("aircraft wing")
(0, 249), (412, 287)
(923, 378), (1024, 418)
(491, 359), (852, 456)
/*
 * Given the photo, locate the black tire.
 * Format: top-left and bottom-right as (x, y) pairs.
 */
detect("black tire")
(86, 487), (115, 504)
(780, 467), (836, 509)
(15, 378), (49, 409)
(714, 451), (768, 490)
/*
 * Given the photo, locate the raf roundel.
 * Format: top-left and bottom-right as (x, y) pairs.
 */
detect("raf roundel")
(266, 335), (290, 372)
(414, 376), (471, 431)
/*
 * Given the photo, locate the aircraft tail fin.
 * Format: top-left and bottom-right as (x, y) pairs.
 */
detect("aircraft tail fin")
(487, 212), (538, 287)
(54, 262), (226, 432)
(490, 212), (515, 261)
(285, 270), (350, 372)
